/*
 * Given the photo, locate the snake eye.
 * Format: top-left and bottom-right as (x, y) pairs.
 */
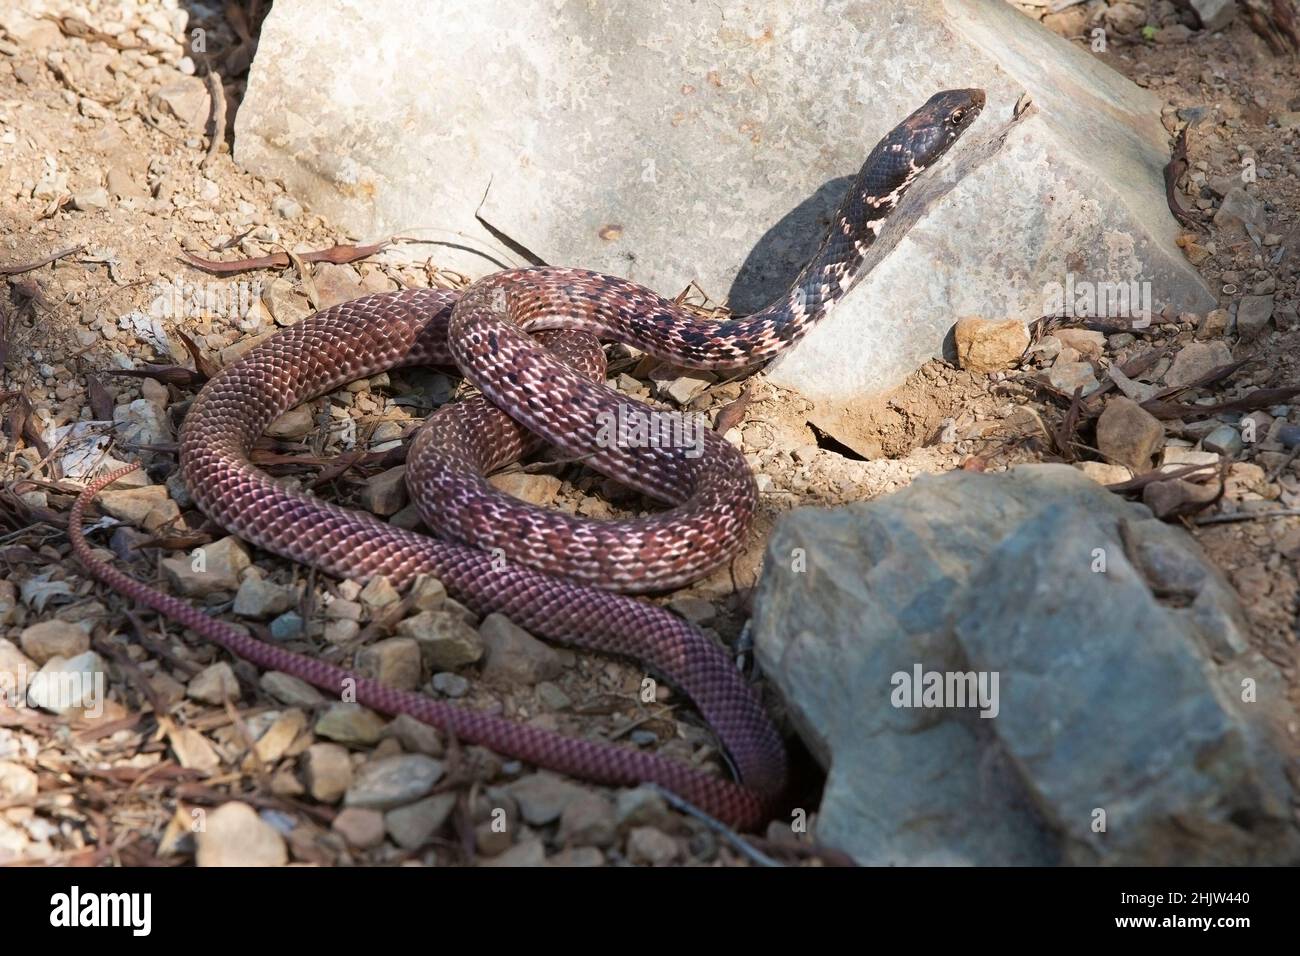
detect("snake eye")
(949, 107), (966, 125)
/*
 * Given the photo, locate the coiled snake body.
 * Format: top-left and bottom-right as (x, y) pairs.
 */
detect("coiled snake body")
(73, 90), (983, 829)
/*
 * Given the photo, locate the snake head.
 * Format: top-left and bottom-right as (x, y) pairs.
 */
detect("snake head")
(888, 88), (985, 175)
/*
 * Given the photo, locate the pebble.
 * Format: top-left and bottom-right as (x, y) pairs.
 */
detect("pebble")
(383, 714), (444, 756)
(385, 793), (457, 850)
(98, 484), (177, 530)
(535, 681), (571, 710)
(397, 610), (484, 670)
(359, 575), (401, 610)
(360, 465), (408, 516)
(265, 404), (314, 439)
(273, 195), (303, 219)
(302, 743), (354, 803)
(1196, 309), (1229, 339)
(1096, 397), (1165, 472)
(558, 792), (617, 847)
(480, 613), (564, 684)
(430, 671), (470, 697)
(187, 662), (241, 705)
(506, 772), (588, 825)
(1076, 461), (1132, 485)
(1142, 478), (1221, 519)
(28, 655), (106, 712)
(71, 187), (109, 211)
(487, 472), (562, 506)
(626, 826), (680, 865)
(1045, 361), (1099, 394)
(409, 574), (447, 611)
(344, 754), (444, 810)
(18, 620), (88, 664)
(355, 637), (422, 691)
(332, 807), (386, 849)
(195, 802), (288, 867)
(269, 611), (305, 641)
(953, 318), (1029, 373)
(162, 536), (250, 597)
(233, 572), (296, 618)
(614, 787), (673, 830)
(315, 703), (387, 746)
(1235, 294), (1274, 341)
(260, 670), (327, 707)
(1203, 424), (1244, 456)
(1164, 341), (1233, 388)
(481, 838), (547, 867)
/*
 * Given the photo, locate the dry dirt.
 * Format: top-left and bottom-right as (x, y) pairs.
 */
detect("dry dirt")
(0, 0), (1297, 866)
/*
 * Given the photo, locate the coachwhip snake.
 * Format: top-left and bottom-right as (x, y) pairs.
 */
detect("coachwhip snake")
(71, 89), (984, 829)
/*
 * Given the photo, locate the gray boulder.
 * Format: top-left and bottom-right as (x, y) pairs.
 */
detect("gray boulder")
(752, 464), (1298, 865)
(236, 0), (1211, 434)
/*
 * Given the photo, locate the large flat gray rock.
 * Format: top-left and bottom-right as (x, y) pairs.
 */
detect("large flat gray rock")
(751, 465), (1299, 866)
(237, 0), (1212, 428)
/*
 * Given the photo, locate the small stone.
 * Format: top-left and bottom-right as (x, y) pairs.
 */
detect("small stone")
(1076, 461), (1133, 486)
(106, 166), (145, 199)
(269, 611), (306, 641)
(1142, 479), (1221, 519)
(0, 761), (38, 801)
(536, 681), (571, 710)
(260, 671), (326, 708)
(302, 743), (354, 803)
(262, 278), (310, 326)
(233, 573), (296, 619)
(1235, 295), (1274, 341)
(324, 619), (361, 644)
(0, 640), (35, 696)
(196, 802), (288, 867)
(152, 77), (211, 131)
(952, 318), (1029, 372)
(1203, 425), (1244, 457)
(668, 596), (716, 624)
(360, 465), (408, 516)
(266, 404), (314, 439)
(430, 672), (470, 697)
(408, 574), (447, 611)
(273, 195), (303, 219)
(168, 726), (220, 771)
(1214, 187), (1266, 235)
(487, 472), (562, 506)
(19, 620), (88, 664)
(355, 637), (422, 691)
(626, 826), (680, 865)
(187, 662), (240, 704)
(481, 838), (547, 867)
(383, 714), (444, 756)
(315, 703), (387, 745)
(615, 787), (673, 830)
(98, 484), (175, 529)
(549, 847), (606, 867)
(1190, 0), (1237, 32)
(1096, 397), (1165, 472)
(359, 575), (401, 610)
(1196, 309), (1229, 339)
(480, 614), (564, 684)
(558, 792), (617, 847)
(1045, 361), (1099, 395)
(475, 819), (514, 856)
(385, 793), (457, 849)
(397, 610), (484, 670)
(71, 187), (109, 212)
(1164, 341), (1232, 388)
(162, 536), (250, 597)
(332, 808), (386, 849)
(507, 772), (588, 825)
(344, 754), (444, 810)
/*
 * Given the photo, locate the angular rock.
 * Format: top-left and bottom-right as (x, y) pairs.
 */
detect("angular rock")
(396, 610), (484, 670)
(261, 671), (327, 708)
(1044, 361), (1099, 395)
(333, 808), (386, 849)
(1191, 0), (1238, 31)
(355, 637), (422, 691)
(360, 465), (408, 516)
(315, 703), (387, 746)
(1203, 425), (1244, 457)
(506, 772), (587, 826)
(238, 0), (1211, 448)
(1164, 341), (1232, 388)
(952, 318), (1028, 372)
(752, 465), (1297, 865)
(1095, 397), (1164, 472)
(480, 614), (564, 684)
(233, 573), (297, 619)
(1235, 294), (1274, 341)
(196, 802), (288, 867)
(344, 754), (444, 810)
(187, 662), (241, 705)
(626, 826), (680, 866)
(302, 743), (354, 803)
(19, 621), (89, 665)
(27, 652), (107, 716)
(162, 536), (250, 597)
(385, 793), (457, 849)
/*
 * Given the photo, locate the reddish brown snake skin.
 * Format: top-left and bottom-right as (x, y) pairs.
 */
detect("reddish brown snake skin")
(71, 91), (983, 828)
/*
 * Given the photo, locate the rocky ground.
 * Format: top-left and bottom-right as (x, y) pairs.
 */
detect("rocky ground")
(0, 0), (1297, 866)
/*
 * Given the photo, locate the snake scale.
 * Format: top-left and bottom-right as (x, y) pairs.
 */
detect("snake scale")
(71, 89), (984, 830)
